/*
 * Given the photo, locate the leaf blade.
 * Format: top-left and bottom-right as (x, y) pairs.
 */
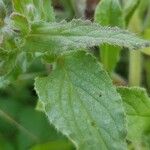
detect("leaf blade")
(35, 51), (127, 150)
(118, 87), (150, 147)
(23, 20), (150, 54)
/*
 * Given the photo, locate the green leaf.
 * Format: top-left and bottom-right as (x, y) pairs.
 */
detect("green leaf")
(123, 0), (140, 26)
(35, 51), (127, 150)
(23, 20), (150, 55)
(95, 0), (124, 73)
(138, 0), (150, 29)
(12, 0), (55, 22)
(95, 0), (124, 27)
(10, 13), (30, 36)
(118, 87), (150, 146)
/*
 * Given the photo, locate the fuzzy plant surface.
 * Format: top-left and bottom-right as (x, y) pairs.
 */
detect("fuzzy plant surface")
(1, 0), (150, 149)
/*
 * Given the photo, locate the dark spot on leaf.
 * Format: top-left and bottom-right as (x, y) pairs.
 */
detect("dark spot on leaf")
(99, 93), (102, 97)
(91, 121), (96, 127)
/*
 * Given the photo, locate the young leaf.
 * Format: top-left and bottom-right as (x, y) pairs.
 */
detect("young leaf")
(22, 20), (150, 55)
(35, 51), (127, 150)
(95, 0), (124, 27)
(10, 13), (30, 36)
(12, 0), (55, 22)
(118, 87), (150, 146)
(95, 0), (124, 73)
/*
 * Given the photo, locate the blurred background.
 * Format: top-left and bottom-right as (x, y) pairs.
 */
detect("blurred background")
(0, 0), (150, 149)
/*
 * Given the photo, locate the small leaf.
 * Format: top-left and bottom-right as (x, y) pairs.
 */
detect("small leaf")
(35, 51), (127, 150)
(95, 0), (124, 27)
(23, 20), (150, 55)
(41, 0), (55, 22)
(95, 0), (124, 73)
(12, 0), (55, 22)
(11, 13), (30, 36)
(118, 87), (150, 146)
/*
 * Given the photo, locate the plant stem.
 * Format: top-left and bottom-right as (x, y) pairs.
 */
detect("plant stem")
(128, 11), (142, 86)
(129, 50), (142, 86)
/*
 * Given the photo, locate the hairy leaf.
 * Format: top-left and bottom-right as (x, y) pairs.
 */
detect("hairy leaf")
(118, 87), (150, 146)
(35, 51), (127, 150)
(95, 0), (124, 73)
(10, 13), (30, 36)
(23, 20), (150, 55)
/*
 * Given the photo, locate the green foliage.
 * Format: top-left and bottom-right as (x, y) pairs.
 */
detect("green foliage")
(1, 0), (150, 149)
(0, 81), (71, 150)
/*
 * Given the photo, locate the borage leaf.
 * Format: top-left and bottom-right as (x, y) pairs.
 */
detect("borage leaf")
(35, 51), (127, 150)
(23, 19), (150, 55)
